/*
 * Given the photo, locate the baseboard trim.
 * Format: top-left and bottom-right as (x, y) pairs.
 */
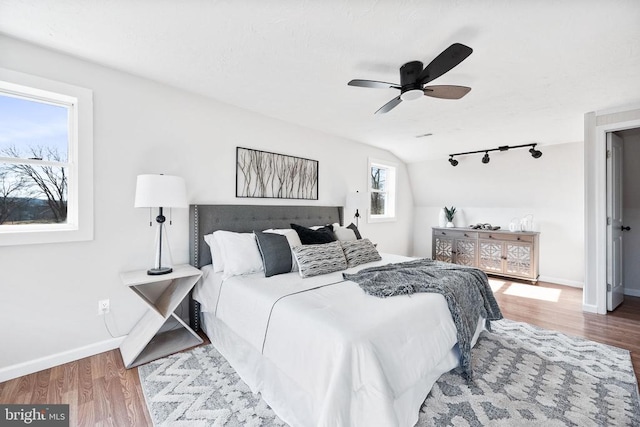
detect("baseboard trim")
(582, 303), (599, 313)
(0, 336), (124, 383)
(538, 276), (584, 288)
(624, 288), (640, 297)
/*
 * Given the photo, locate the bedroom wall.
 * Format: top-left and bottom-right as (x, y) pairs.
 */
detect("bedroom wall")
(410, 142), (584, 286)
(0, 35), (414, 379)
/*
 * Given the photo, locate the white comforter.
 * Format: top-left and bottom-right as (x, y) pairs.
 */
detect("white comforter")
(193, 254), (484, 427)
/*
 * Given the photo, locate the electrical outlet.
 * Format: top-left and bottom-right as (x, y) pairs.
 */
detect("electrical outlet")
(98, 299), (110, 315)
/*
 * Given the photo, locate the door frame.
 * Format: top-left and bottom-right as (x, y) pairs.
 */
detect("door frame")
(584, 106), (640, 314)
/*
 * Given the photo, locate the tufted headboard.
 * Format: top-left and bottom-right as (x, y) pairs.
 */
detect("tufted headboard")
(188, 204), (344, 330)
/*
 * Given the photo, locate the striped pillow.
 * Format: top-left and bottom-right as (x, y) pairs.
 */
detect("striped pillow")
(340, 239), (381, 268)
(292, 241), (347, 278)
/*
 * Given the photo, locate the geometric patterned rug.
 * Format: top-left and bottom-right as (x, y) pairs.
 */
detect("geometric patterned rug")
(418, 320), (640, 426)
(139, 319), (640, 426)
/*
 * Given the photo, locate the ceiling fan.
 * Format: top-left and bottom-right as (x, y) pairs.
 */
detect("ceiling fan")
(348, 43), (473, 114)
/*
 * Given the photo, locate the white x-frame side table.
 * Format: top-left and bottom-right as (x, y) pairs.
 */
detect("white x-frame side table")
(119, 264), (203, 368)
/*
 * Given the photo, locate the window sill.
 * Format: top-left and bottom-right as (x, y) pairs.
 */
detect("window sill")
(368, 216), (397, 224)
(0, 225), (93, 246)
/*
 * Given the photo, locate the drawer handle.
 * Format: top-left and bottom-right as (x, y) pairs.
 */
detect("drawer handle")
(517, 237), (521, 241)
(441, 232), (446, 235)
(464, 233), (468, 237)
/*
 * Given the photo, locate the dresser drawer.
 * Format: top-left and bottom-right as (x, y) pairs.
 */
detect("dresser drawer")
(479, 232), (534, 243)
(433, 229), (478, 239)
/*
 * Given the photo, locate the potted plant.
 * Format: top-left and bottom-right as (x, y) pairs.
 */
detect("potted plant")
(444, 206), (456, 228)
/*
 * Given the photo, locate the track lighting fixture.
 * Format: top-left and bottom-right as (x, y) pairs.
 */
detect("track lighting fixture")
(529, 147), (543, 158)
(448, 143), (542, 166)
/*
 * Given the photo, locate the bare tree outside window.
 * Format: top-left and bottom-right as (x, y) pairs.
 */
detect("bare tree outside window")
(1, 146), (67, 223)
(370, 166), (387, 215)
(0, 166), (31, 223)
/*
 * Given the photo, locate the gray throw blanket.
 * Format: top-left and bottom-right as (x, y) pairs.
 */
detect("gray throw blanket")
(343, 259), (503, 380)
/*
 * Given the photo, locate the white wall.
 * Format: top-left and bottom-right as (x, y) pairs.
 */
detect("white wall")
(622, 131), (640, 295)
(0, 36), (413, 379)
(410, 142), (584, 286)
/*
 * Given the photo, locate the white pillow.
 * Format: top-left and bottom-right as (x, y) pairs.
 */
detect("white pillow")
(263, 228), (301, 271)
(333, 226), (357, 241)
(213, 230), (264, 278)
(203, 233), (225, 272)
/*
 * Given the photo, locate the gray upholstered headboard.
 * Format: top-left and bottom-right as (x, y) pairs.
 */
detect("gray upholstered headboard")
(188, 204), (343, 331)
(189, 204), (344, 268)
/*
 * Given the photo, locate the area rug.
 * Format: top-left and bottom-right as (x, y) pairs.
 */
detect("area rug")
(138, 319), (640, 426)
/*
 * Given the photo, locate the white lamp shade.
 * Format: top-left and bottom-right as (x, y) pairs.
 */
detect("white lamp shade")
(134, 174), (188, 208)
(346, 191), (368, 208)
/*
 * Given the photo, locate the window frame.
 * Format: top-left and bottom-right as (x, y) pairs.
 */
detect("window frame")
(0, 68), (93, 246)
(368, 157), (397, 223)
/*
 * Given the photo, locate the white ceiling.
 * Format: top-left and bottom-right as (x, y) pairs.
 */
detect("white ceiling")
(1, 0), (639, 163)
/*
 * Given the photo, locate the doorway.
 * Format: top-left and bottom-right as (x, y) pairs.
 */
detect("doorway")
(584, 107), (640, 314)
(616, 129), (640, 303)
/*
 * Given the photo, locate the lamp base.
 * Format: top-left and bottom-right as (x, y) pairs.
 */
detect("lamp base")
(147, 267), (173, 276)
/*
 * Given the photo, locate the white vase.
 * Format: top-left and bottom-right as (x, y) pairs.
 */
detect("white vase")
(438, 209), (447, 227)
(446, 221), (455, 228)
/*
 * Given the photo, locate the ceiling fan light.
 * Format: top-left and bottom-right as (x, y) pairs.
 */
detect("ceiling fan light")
(400, 89), (424, 101)
(482, 152), (490, 164)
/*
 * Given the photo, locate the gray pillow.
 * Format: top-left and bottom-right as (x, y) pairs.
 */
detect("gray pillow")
(254, 231), (293, 277)
(292, 241), (347, 278)
(340, 238), (381, 268)
(347, 223), (362, 239)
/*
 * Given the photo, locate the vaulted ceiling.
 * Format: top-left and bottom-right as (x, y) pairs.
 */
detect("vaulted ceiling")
(1, 1), (639, 163)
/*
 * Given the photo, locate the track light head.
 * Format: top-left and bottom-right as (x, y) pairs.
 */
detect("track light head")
(529, 147), (542, 159)
(482, 152), (490, 164)
(449, 156), (458, 167)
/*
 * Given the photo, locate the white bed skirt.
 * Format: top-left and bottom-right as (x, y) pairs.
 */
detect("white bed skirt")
(201, 311), (485, 427)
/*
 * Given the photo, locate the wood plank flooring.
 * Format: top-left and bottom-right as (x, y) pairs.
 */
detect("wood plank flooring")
(1, 280), (639, 426)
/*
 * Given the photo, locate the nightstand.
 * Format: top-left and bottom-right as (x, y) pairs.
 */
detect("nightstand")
(119, 264), (203, 368)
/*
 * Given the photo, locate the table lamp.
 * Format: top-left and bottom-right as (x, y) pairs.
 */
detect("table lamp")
(134, 174), (187, 275)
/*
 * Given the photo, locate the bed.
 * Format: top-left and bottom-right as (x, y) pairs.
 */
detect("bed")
(188, 204), (496, 427)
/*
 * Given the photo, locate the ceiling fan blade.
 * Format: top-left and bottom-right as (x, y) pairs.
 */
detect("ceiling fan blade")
(418, 43), (473, 85)
(423, 85), (471, 99)
(374, 96), (402, 114)
(348, 79), (401, 89)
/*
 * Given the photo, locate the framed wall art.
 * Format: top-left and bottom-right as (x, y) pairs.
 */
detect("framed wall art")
(236, 147), (318, 200)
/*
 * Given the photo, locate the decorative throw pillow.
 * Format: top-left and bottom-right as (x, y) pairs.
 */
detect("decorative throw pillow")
(292, 241), (347, 278)
(213, 230), (264, 278)
(291, 223), (337, 245)
(203, 233), (225, 272)
(346, 223), (362, 239)
(340, 238), (381, 268)
(263, 228), (302, 271)
(254, 231), (293, 277)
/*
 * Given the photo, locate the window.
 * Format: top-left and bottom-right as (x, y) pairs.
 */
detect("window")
(0, 68), (93, 246)
(368, 158), (396, 222)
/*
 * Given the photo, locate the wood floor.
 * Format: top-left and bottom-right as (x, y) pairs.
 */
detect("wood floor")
(1, 280), (639, 426)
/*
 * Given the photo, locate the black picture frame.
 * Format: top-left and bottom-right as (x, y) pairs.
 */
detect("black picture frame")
(236, 147), (319, 200)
